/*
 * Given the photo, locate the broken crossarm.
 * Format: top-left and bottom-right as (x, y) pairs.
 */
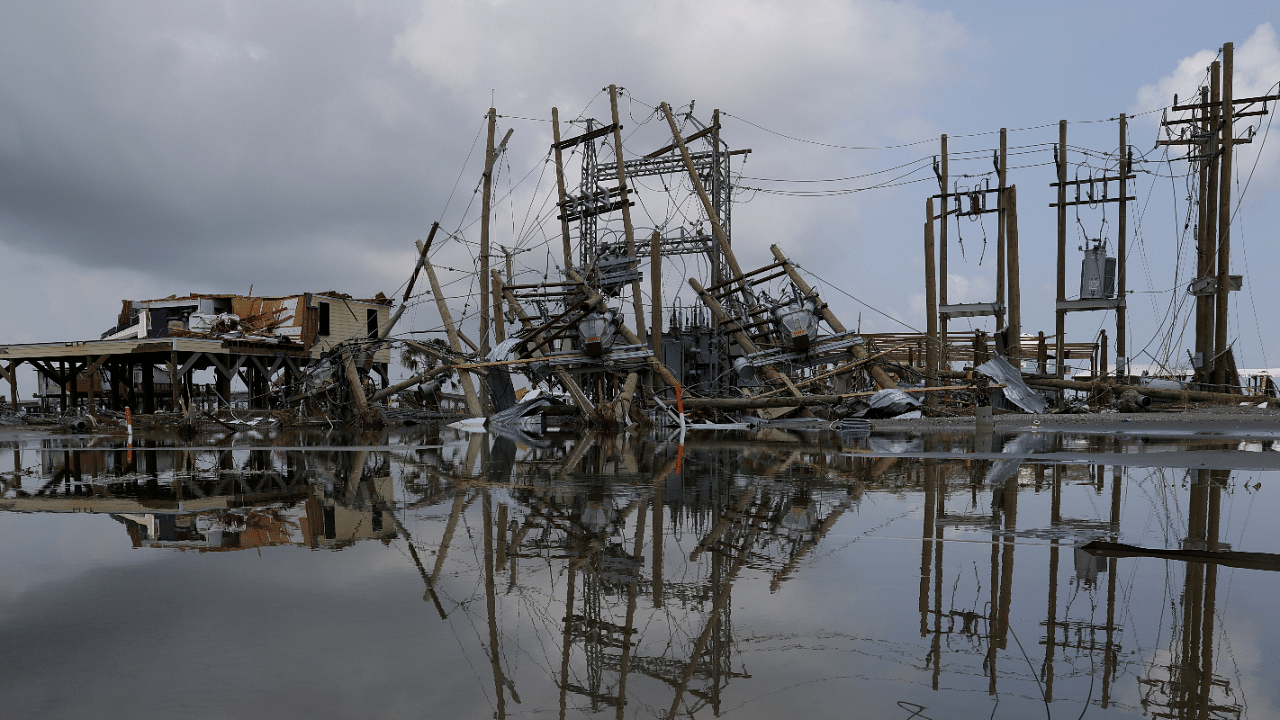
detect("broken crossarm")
(688, 277), (805, 399)
(494, 270), (593, 414)
(379, 223), (441, 340)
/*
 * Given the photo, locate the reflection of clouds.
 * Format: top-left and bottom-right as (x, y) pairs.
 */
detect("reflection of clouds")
(0, 541), (480, 720)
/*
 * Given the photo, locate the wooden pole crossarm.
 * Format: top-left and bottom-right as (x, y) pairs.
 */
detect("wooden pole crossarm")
(1171, 92), (1279, 112)
(553, 123), (619, 151)
(749, 344), (908, 398)
(1050, 196), (1137, 208)
(1050, 174), (1136, 187)
(644, 122), (719, 158)
(704, 260), (787, 294)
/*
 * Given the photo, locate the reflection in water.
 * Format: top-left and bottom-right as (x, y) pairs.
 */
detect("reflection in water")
(0, 427), (1275, 718)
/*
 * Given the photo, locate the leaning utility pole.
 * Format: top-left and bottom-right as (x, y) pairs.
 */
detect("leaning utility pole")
(608, 85), (647, 345)
(479, 108), (496, 364)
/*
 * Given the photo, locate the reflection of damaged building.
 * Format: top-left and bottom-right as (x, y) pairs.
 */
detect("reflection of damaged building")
(113, 476), (396, 551)
(0, 291), (391, 413)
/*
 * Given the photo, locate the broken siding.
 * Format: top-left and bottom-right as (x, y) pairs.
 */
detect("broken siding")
(309, 295), (390, 363)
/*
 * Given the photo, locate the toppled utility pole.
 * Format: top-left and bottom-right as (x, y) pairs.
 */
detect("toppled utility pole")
(424, 254), (482, 417)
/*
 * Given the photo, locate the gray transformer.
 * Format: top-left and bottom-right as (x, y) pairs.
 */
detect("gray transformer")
(1079, 243), (1116, 299)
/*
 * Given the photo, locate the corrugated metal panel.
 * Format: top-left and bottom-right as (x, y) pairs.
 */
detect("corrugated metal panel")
(977, 355), (1047, 414)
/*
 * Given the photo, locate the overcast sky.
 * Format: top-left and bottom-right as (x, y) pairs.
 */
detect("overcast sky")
(2, 1), (1278, 382)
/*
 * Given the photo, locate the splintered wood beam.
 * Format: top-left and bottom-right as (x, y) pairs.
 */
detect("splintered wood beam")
(553, 123), (619, 151)
(380, 222), (441, 341)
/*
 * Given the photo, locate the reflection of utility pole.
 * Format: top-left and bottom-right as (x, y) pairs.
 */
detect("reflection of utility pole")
(614, 495), (646, 720)
(484, 491), (518, 718)
(918, 451), (947, 690)
(652, 454), (681, 608)
(1043, 465), (1062, 702)
(1101, 462), (1122, 708)
(1140, 468), (1239, 719)
(986, 453), (1019, 695)
(665, 501), (760, 718)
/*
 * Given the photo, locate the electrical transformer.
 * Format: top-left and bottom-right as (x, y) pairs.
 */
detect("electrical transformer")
(1079, 243), (1116, 299)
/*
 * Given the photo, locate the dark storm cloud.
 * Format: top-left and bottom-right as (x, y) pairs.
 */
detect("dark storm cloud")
(0, 2), (465, 289)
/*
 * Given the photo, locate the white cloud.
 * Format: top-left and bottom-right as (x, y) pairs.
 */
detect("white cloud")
(1136, 24), (1280, 192)
(392, 0), (970, 128)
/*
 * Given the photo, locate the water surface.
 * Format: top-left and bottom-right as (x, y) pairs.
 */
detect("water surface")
(1, 424), (1276, 719)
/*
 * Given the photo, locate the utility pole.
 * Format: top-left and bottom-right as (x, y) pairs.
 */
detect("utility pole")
(1160, 43), (1276, 389)
(924, 198), (937, 388)
(1213, 43), (1235, 390)
(1195, 75), (1219, 387)
(1055, 120), (1067, 379)
(996, 128), (1007, 334)
(608, 85), (647, 345)
(1116, 114), (1128, 382)
(938, 135), (948, 372)
(478, 109), (512, 412)
(480, 108), (496, 363)
(551, 108), (574, 271)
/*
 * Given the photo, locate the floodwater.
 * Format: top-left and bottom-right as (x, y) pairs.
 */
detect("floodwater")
(1, 422), (1277, 719)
